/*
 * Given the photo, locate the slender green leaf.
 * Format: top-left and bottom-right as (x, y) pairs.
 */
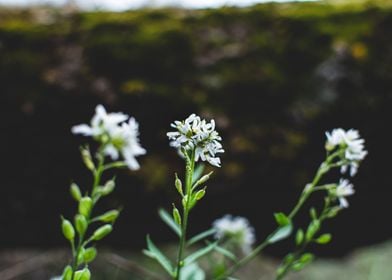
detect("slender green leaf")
(145, 236), (174, 276)
(184, 242), (217, 265)
(180, 263), (205, 280)
(158, 208), (181, 237)
(213, 245), (237, 261)
(268, 224), (293, 244)
(187, 228), (216, 246)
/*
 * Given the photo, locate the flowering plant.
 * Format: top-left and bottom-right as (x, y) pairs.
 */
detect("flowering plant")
(56, 110), (367, 280)
(58, 105), (145, 280)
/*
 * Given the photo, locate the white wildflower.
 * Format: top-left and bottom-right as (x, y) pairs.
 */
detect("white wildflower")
(72, 105), (146, 170)
(213, 215), (255, 254)
(325, 128), (367, 176)
(167, 114), (224, 167)
(334, 179), (355, 208)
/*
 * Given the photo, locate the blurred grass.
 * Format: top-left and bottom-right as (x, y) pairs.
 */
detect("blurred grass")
(1, 240), (392, 279)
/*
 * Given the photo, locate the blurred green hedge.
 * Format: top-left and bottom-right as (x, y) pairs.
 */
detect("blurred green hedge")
(0, 2), (391, 253)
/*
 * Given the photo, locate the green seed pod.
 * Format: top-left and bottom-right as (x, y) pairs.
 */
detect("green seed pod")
(79, 197), (92, 217)
(174, 173), (183, 196)
(75, 214), (88, 235)
(83, 247), (97, 263)
(70, 183), (82, 202)
(92, 224), (113, 241)
(172, 205), (181, 226)
(100, 180), (115, 196)
(74, 268), (91, 280)
(98, 210), (119, 223)
(62, 218), (75, 241)
(62, 265), (73, 280)
(80, 147), (95, 171)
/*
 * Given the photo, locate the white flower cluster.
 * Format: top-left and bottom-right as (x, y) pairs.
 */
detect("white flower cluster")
(213, 215), (255, 254)
(325, 128), (367, 176)
(334, 179), (355, 208)
(167, 114), (224, 167)
(72, 105), (146, 170)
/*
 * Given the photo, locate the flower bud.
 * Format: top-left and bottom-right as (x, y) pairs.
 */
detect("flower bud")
(194, 189), (206, 201)
(62, 265), (73, 280)
(74, 268), (91, 280)
(79, 197), (92, 217)
(75, 214), (88, 235)
(92, 224), (112, 241)
(77, 247), (85, 266)
(172, 205), (181, 226)
(83, 247), (97, 263)
(80, 147), (95, 171)
(175, 173), (183, 196)
(97, 210), (119, 223)
(70, 183), (82, 202)
(62, 218), (75, 241)
(195, 172), (213, 187)
(100, 180), (115, 196)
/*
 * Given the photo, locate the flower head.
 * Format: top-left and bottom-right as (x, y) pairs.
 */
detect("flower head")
(325, 128), (367, 176)
(167, 114), (224, 167)
(213, 215), (255, 254)
(332, 179), (355, 208)
(72, 105), (146, 170)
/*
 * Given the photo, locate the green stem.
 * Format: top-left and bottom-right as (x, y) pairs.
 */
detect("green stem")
(214, 152), (340, 280)
(70, 152), (105, 280)
(275, 199), (331, 280)
(175, 150), (195, 280)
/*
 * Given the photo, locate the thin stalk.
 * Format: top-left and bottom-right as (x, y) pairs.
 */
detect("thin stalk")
(175, 150), (195, 280)
(275, 200), (331, 280)
(70, 152), (105, 280)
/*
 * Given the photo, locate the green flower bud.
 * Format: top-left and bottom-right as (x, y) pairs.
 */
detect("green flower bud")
(182, 195), (188, 208)
(77, 247), (85, 266)
(75, 214), (88, 235)
(316, 233), (332, 244)
(62, 265), (73, 280)
(100, 180), (116, 196)
(296, 229), (304, 245)
(97, 210), (119, 223)
(195, 172), (213, 186)
(175, 173), (183, 196)
(92, 224), (112, 241)
(194, 189), (206, 201)
(79, 197), (92, 217)
(83, 247), (97, 263)
(70, 183), (82, 201)
(74, 268), (91, 280)
(172, 205), (181, 226)
(62, 218), (75, 241)
(80, 147), (95, 171)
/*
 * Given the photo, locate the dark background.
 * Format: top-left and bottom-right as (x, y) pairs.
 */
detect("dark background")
(0, 1), (391, 258)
